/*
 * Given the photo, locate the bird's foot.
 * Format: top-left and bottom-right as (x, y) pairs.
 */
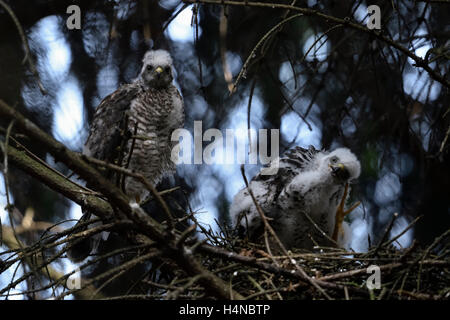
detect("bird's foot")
(332, 183), (361, 242)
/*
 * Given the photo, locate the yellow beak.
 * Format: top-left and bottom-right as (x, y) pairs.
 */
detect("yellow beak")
(329, 163), (345, 170)
(155, 66), (163, 74)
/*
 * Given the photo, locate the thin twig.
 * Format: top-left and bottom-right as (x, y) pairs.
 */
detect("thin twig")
(183, 0), (449, 89)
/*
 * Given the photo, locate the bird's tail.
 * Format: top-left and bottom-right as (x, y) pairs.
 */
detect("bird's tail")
(65, 211), (108, 262)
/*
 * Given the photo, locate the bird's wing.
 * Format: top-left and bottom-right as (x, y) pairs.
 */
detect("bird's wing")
(83, 83), (142, 166)
(67, 84), (142, 261)
(230, 145), (320, 237)
(252, 145), (320, 199)
(281, 145), (321, 171)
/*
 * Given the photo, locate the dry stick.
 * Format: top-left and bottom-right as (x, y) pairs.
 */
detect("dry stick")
(319, 262), (401, 282)
(422, 228), (450, 260)
(4, 218), (67, 296)
(1, 217), (103, 266)
(140, 186), (180, 206)
(282, 43), (298, 90)
(257, 0), (298, 69)
(20, 243), (151, 299)
(198, 242), (370, 295)
(416, 228), (450, 292)
(0, 99), (240, 300)
(101, 293), (189, 300)
(295, 24), (343, 122)
(263, 228), (280, 267)
(264, 273), (284, 300)
(240, 165), (332, 300)
(143, 278), (203, 292)
(246, 72), (258, 153)
(166, 274), (204, 300)
(397, 228), (450, 295)
(230, 13), (304, 93)
(1, 250), (81, 298)
(372, 212), (399, 256)
(0, 226), (58, 297)
(397, 290), (441, 300)
(0, 145), (116, 225)
(1, 121), (45, 290)
(89, 269), (127, 299)
(9, 135), (97, 195)
(0, 120), (14, 248)
(0, 222), (133, 296)
(162, 3), (190, 32)
(166, 245), (244, 299)
(82, 155), (175, 228)
(439, 124), (450, 154)
(0, 99), (165, 241)
(4, 221), (63, 236)
(220, 6), (234, 93)
(300, 24), (343, 66)
(183, 0), (449, 89)
(8, 220), (147, 288)
(319, 259), (449, 291)
(300, 210), (339, 247)
(241, 0), (298, 112)
(192, 4), (204, 92)
(0, 163), (115, 292)
(247, 274), (272, 300)
(175, 224), (197, 248)
(398, 240), (417, 261)
(244, 286), (284, 300)
(4, 259), (23, 299)
(382, 215), (423, 248)
(2, 178), (102, 291)
(1, 122), (15, 224)
(57, 251), (160, 300)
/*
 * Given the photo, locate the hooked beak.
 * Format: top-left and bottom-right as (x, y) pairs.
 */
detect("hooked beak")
(330, 163), (350, 181)
(155, 66), (163, 74)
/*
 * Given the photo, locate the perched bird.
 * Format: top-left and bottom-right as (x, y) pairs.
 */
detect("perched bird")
(83, 49), (184, 203)
(230, 146), (361, 250)
(67, 49), (184, 261)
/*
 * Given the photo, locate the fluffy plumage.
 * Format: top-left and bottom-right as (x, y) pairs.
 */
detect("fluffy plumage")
(230, 146), (360, 250)
(83, 49), (184, 202)
(68, 49), (184, 261)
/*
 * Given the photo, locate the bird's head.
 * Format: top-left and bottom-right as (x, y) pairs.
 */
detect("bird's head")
(139, 49), (174, 89)
(323, 148), (361, 183)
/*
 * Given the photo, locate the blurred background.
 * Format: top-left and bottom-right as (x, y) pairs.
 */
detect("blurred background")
(0, 0), (449, 298)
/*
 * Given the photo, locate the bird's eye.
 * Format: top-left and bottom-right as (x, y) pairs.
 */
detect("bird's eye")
(330, 156), (339, 163)
(165, 66), (171, 73)
(146, 65), (153, 71)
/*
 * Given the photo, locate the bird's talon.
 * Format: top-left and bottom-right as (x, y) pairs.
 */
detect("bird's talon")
(344, 201), (361, 216)
(332, 184), (360, 242)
